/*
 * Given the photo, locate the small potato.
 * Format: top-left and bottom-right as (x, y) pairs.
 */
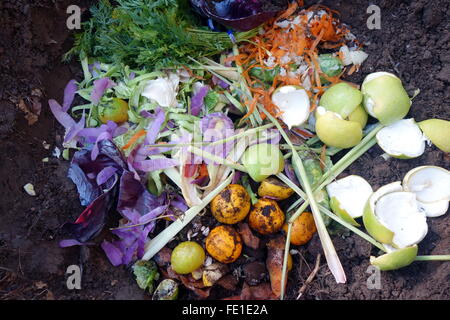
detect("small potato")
(283, 211), (317, 245)
(258, 177), (294, 200)
(211, 184), (251, 224)
(248, 198), (285, 235)
(206, 225), (243, 264)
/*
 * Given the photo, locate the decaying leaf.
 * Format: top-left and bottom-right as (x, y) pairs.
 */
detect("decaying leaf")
(216, 274), (239, 291)
(17, 90), (42, 126)
(240, 282), (276, 300)
(132, 260), (160, 293)
(237, 222), (260, 250)
(202, 263), (229, 287)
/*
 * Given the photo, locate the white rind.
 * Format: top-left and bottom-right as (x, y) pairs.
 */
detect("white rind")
(326, 175), (373, 218)
(362, 71), (398, 86)
(403, 166), (450, 203)
(418, 199), (449, 218)
(368, 181), (403, 213)
(376, 119), (426, 158)
(375, 191), (428, 248)
(272, 85), (310, 129)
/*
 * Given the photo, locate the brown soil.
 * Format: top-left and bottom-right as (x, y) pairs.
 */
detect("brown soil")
(0, 0), (448, 300)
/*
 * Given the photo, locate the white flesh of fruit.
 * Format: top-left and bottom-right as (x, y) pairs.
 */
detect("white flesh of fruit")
(271, 85), (310, 129)
(376, 119), (425, 158)
(403, 166), (450, 203)
(375, 191), (428, 248)
(418, 199), (449, 218)
(326, 175), (373, 218)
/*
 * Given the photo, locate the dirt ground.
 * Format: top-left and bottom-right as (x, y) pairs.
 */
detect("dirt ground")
(0, 0), (448, 300)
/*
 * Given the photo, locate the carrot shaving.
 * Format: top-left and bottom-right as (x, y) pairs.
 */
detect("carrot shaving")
(182, 65), (204, 80)
(122, 129), (146, 150)
(347, 64), (357, 76)
(242, 93), (261, 120)
(234, 3), (362, 122)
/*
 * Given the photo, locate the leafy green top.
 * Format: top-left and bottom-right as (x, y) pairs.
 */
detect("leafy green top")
(64, 0), (257, 69)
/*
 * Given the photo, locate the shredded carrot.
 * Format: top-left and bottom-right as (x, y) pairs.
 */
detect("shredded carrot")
(242, 93), (261, 120)
(122, 129), (146, 150)
(347, 64), (357, 75)
(234, 3), (361, 122)
(277, 2), (298, 21)
(182, 65), (204, 80)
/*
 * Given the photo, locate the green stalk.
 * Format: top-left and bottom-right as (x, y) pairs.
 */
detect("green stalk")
(143, 173), (234, 260)
(187, 146), (247, 172)
(315, 137), (378, 191)
(260, 107), (347, 293)
(317, 124), (383, 189)
(415, 255), (450, 261)
(280, 218), (293, 300)
(284, 134), (380, 225)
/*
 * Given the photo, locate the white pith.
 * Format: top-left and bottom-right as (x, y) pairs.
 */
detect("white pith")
(272, 85), (310, 129)
(326, 175), (373, 218)
(374, 191), (428, 248)
(403, 166), (450, 203)
(418, 199), (449, 218)
(376, 119), (426, 157)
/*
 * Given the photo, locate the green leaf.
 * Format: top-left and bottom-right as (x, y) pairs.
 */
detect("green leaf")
(204, 91), (220, 113)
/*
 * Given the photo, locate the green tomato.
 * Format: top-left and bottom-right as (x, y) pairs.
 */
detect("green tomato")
(319, 82), (363, 118)
(242, 143), (285, 182)
(98, 98), (129, 124)
(171, 241), (205, 274)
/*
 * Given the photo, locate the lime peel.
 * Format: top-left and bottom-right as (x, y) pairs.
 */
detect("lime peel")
(370, 245), (418, 271)
(326, 175), (373, 226)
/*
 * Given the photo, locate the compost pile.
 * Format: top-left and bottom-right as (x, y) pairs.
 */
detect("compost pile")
(5, 0), (448, 300)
